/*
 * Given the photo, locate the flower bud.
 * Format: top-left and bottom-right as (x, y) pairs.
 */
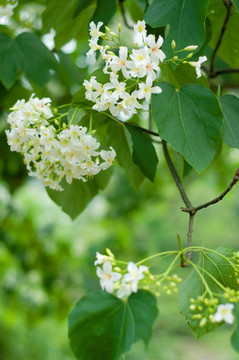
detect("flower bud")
(185, 52), (193, 59)
(183, 45), (198, 51)
(171, 40), (176, 50)
(118, 22), (121, 32)
(199, 318), (207, 327)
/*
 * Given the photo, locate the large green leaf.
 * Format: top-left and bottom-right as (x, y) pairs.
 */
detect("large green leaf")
(42, 0), (96, 48)
(151, 82), (223, 172)
(231, 304), (239, 353)
(208, 0), (239, 68)
(125, 124), (158, 182)
(179, 246), (239, 338)
(160, 63), (209, 88)
(144, 0), (209, 53)
(68, 290), (158, 360)
(220, 94), (239, 149)
(46, 170), (112, 220)
(0, 32), (57, 89)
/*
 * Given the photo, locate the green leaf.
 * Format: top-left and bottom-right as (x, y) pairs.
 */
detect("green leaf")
(160, 63), (209, 88)
(91, 0), (117, 24)
(0, 32), (57, 89)
(42, 0), (96, 48)
(231, 304), (239, 353)
(57, 51), (86, 86)
(208, 0), (239, 68)
(144, 0), (209, 53)
(68, 290), (158, 360)
(179, 246), (239, 338)
(46, 170), (112, 219)
(220, 94), (239, 149)
(125, 125), (158, 182)
(75, 112), (145, 190)
(74, 0), (95, 17)
(232, 0), (239, 12)
(151, 82), (223, 172)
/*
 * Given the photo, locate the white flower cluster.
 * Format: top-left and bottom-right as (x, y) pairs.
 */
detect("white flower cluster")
(0, 2), (15, 19)
(84, 20), (163, 118)
(95, 251), (148, 299)
(6, 95), (116, 190)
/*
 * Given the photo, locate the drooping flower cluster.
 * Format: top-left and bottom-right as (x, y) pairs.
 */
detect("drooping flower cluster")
(84, 20), (163, 118)
(95, 249), (149, 299)
(6, 95), (116, 190)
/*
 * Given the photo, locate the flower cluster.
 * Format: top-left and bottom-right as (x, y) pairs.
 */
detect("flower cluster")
(84, 21), (207, 118)
(189, 296), (235, 327)
(95, 250), (149, 299)
(6, 95), (116, 190)
(84, 20), (163, 118)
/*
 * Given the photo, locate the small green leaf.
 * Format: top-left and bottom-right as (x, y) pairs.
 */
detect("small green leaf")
(220, 94), (239, 149)
(231, 304), (239, 353)
(144, 0), (209, 53)
(179, 246), (239, 338)
(68, 290), (158, 360)
(152, 82), (223, 172)
(125, 125), (158, 182)
(46, 170), (112, 219)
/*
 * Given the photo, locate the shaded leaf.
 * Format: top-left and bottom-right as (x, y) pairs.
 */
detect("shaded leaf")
(68, 290), (158, 360)
(220, 94), (239, 148)
(46, 170), (112, 219)
(152, 82), (223, 172)
(0, 32), (57, 88)
(91, 0), (117, 24)
(125, 124), (158, 182)
(208, 0), (239, 68)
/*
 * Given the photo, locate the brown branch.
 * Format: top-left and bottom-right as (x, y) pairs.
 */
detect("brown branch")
(181, 168), (239, 215)
(209, 0), (233, 77)
(162, 140), (192, 209)
(187, 214), (195, 261)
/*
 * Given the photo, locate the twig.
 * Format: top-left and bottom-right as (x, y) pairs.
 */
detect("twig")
(162, 140), (192, 208)
(209, 0), (232, 77)
(210, 68), (239, 78)
(119, 0), (133, 30)
(187, 214), (195, 261)
(181, 168), (239, 214)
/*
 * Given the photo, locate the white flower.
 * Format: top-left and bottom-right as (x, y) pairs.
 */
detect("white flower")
(146, 34), (166, 63)
(110, 46), (130, 78)
(100, 146), (116, 169)
(117, 283), (132, 299)
(213, 303), (234, 324)
(94, 252), (105, 266)
(138, 79), (162, 103)
(134, 20), (147, 45)
(121, 91), (142, 114)
(89, 21), (103, 39)
(123, 262), (148, 292)
(96, 261), (122, 293)
(190, 56), (207, 78)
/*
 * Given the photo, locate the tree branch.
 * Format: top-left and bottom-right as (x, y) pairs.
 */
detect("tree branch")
(209, 0), (233, 77)
(162, 140), (192, 208)
(210, 67), (239, 78)
(181, 168), (239, 214)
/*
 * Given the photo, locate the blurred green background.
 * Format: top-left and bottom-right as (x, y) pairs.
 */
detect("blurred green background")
(1, 0), (239, 359)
